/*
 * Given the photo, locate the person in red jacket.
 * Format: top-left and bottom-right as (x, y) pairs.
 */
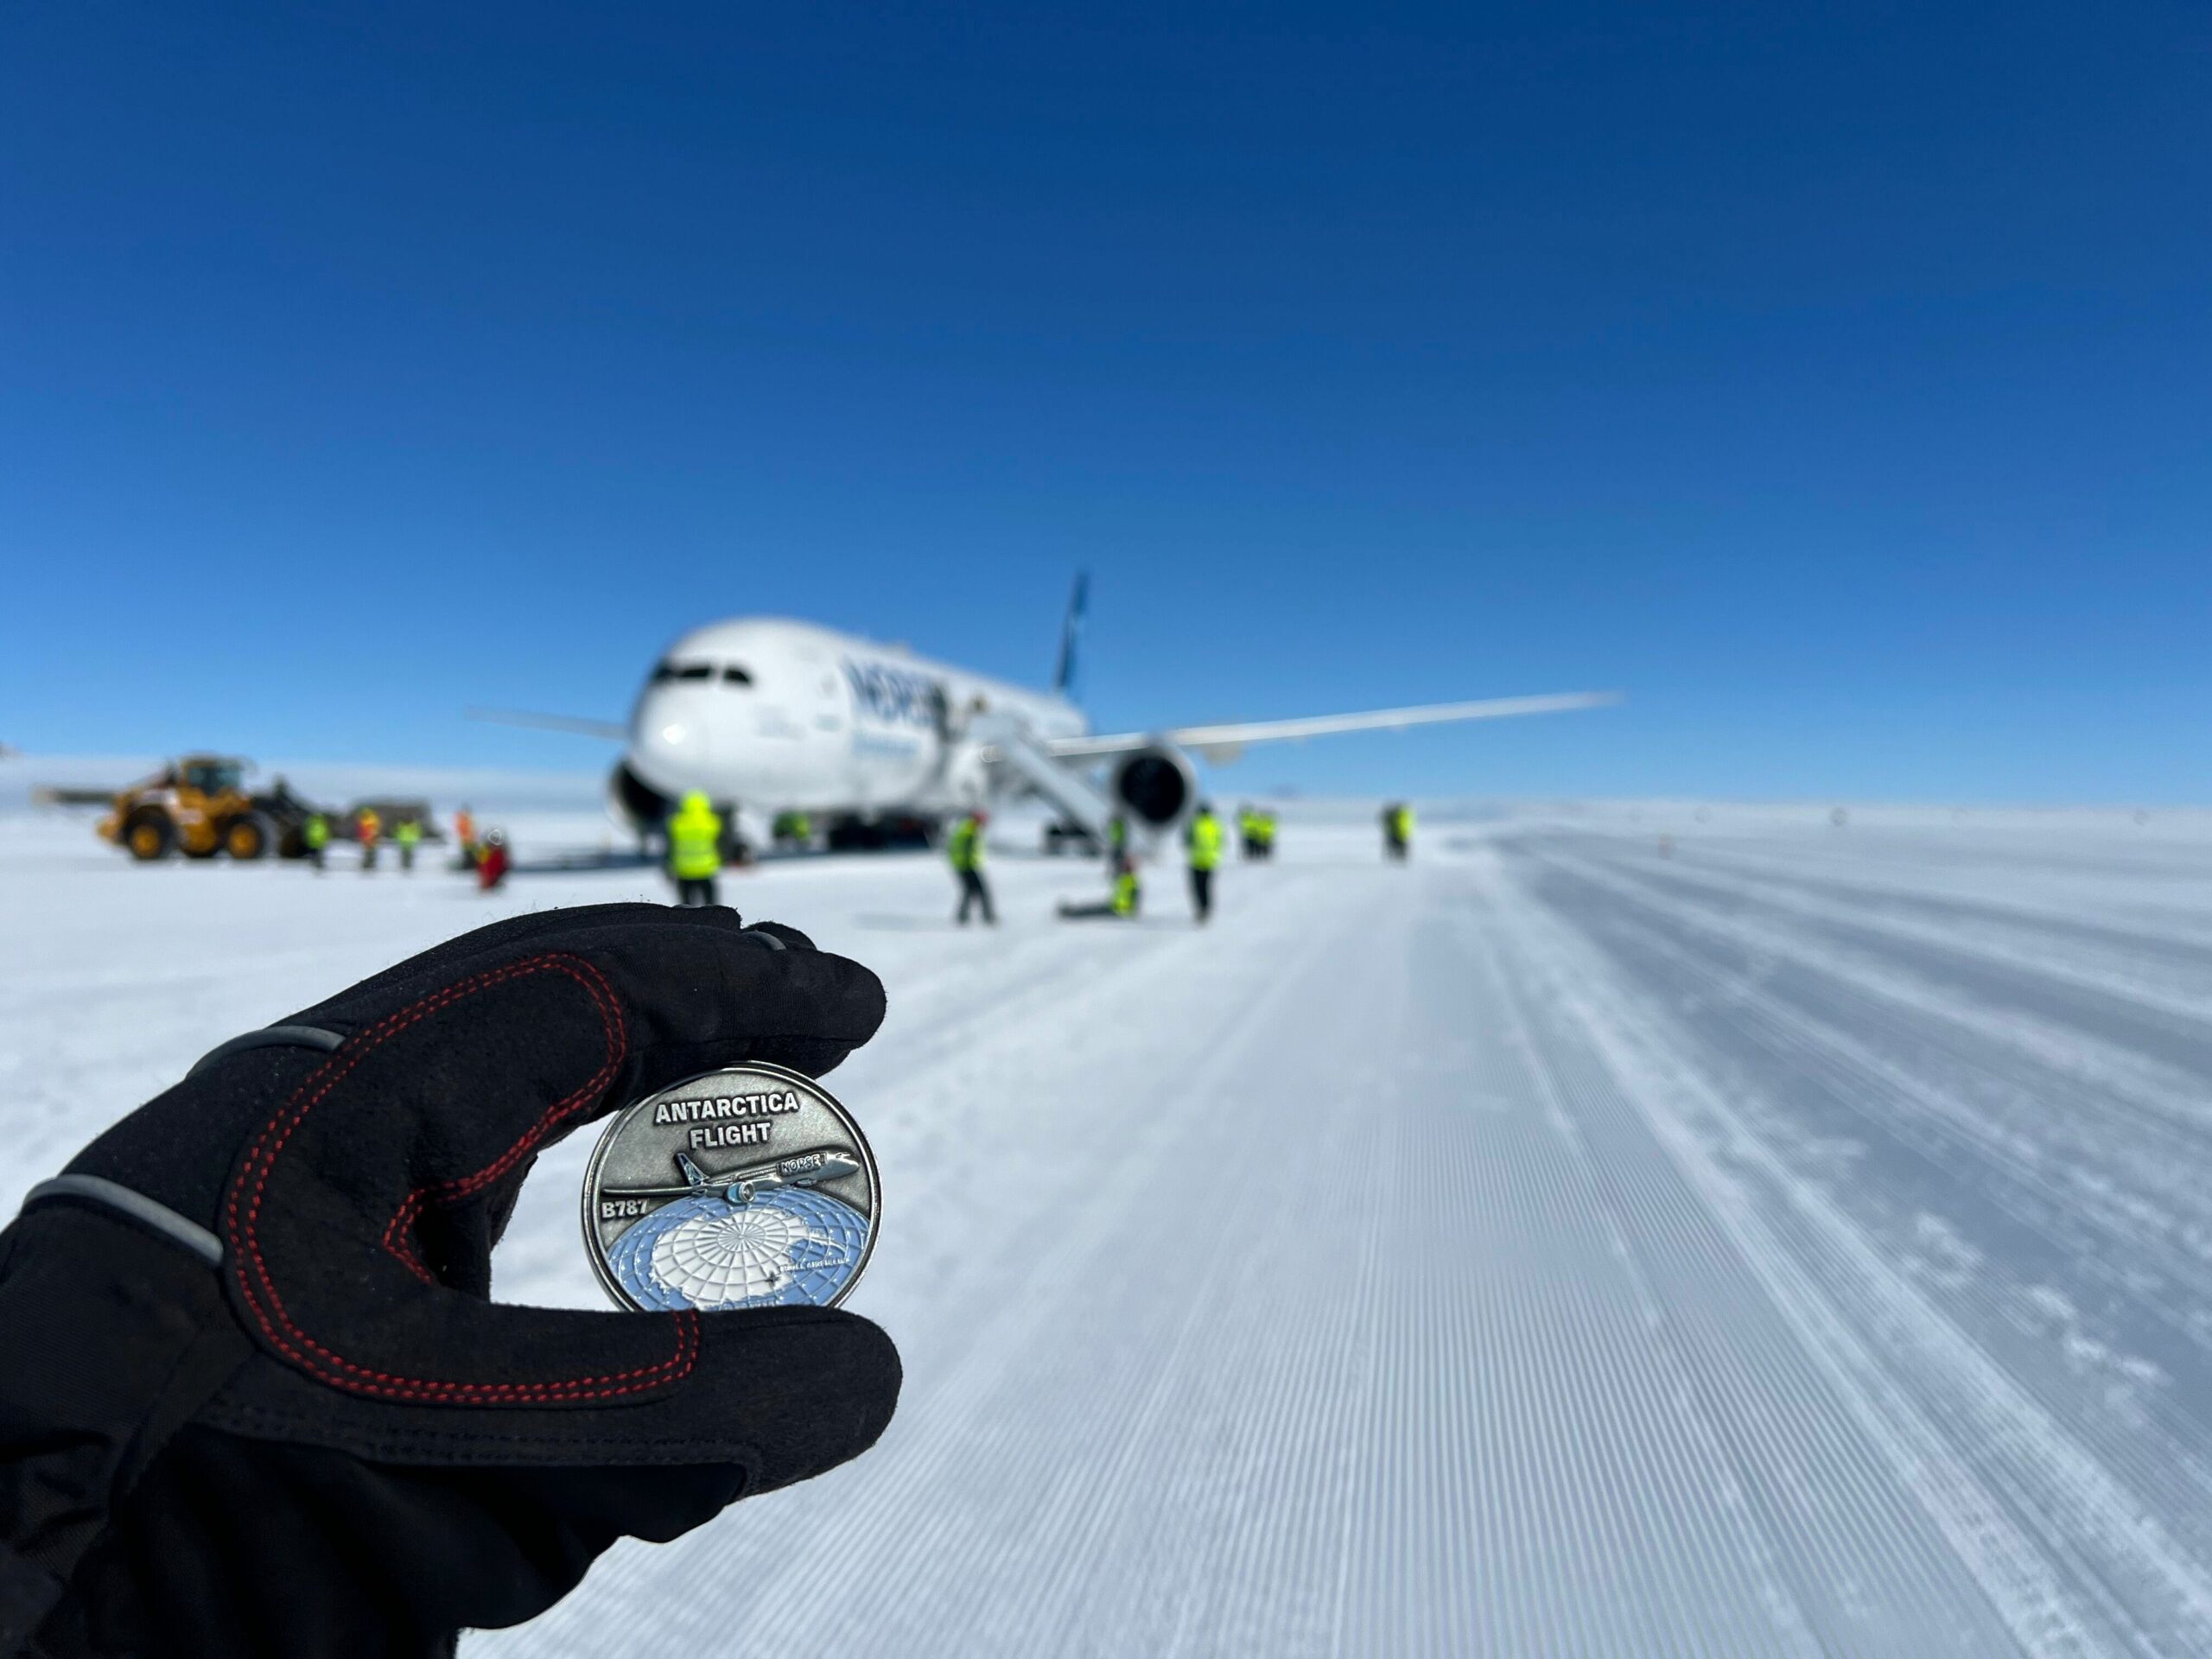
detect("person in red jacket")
(474, 828), (511, 892)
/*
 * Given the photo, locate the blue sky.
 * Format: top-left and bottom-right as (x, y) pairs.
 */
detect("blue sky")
(4, 2), (2207, 801)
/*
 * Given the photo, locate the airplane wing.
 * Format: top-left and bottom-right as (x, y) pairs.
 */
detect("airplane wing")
(466, 707), (629, 740)
(1045, 690), (1619, 764)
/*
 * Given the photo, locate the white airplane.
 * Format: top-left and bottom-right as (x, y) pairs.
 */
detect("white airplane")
(474, 578), (1615, 850)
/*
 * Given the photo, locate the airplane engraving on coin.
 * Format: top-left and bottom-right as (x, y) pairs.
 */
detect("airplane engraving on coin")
(602, 1147), (866, 1208)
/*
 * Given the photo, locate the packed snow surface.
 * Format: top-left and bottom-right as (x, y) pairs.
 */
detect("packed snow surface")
(8, 802), (2212, 1656)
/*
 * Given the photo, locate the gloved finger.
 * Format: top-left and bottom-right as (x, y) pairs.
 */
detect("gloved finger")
(294, 906), (880, 1128)
(288, 901), (808, 1026)
(308, 910), (860, 1084)
(206, 1294), (901, 1484)
(738, 918), (820, 950)
(626, 907), (820, 955)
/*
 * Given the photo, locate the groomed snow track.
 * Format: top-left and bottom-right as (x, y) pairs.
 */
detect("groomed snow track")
(7, 810), (2212, 1655)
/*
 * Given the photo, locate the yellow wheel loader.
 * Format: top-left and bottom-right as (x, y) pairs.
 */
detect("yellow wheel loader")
(96, 755), (322, 861)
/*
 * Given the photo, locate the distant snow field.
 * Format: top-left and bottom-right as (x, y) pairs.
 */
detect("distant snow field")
(8, 790), (2212, 1656)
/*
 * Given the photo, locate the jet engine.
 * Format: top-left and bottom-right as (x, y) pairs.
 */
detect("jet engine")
(1109, 743), (1198, 828)
(607, 760), (671, 834)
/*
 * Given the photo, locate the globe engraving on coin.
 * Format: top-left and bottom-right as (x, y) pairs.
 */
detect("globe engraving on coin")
(582, 1062), (880, 1313)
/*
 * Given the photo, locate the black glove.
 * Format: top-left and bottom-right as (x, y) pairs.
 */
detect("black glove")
(0, 903), (899, 1659)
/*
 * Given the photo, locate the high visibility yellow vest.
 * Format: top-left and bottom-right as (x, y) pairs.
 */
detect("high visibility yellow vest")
(395, 819), (422, 846)
(1394, 805), (1415, 841)
(668, 804), (722, 879)
(1187, 813), (1224, 870)
(1113, 871), (1139, 915)
(948, 818), (984, 873)
(302, 816), (329, 849)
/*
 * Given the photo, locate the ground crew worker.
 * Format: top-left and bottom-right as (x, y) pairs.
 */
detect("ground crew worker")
(395, 816), (422, 873)
(666, 791), (723, 907)
(1256, 808), (1278, 860)
(1185, 802), (1224, 923)
(454, 805), (477, 869)
(1382, 800), (1414, 861)
(1058, 853), (1140, 920)
(949, 810), (995, 925)
(358, 807), (382, 873)
(1238, 805), (1260, 859)
(302, 811), (330, 873)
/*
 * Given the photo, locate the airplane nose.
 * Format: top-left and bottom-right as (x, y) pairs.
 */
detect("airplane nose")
(631, 690), (715, 785)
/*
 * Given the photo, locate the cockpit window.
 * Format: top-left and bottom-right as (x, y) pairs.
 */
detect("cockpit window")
(650, 662), (677, 683)
(722, 666), (753, 686)
(675, 664), (714, 681)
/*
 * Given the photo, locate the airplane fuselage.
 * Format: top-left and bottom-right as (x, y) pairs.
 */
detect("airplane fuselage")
(594, 604), (1614, 841)
(621, 618), (1086, 822)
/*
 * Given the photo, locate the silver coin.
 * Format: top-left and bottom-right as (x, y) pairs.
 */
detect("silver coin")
(581, 1062), (880, 1313)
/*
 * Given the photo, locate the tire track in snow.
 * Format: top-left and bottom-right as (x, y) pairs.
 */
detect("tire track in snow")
(1489, 851), (2212, 1656)
(1332, 862), (1832, 1656)
(1541, 844), (2212, 1135)
(1516, 842), (2212, 1591)
(1587, 843), (2212, 1050)
(1523, 844), (2212, 1304)
(1529, 845), (2212, 1404)
(1648, 840), (2212, 959)
(1450, 857), (2028, 1656)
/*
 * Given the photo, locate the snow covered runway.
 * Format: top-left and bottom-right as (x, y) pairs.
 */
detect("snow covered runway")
(6, 810), (2212, 1656)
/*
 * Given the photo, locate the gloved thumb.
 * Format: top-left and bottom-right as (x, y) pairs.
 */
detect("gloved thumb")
(202, 1296), (901, 1496)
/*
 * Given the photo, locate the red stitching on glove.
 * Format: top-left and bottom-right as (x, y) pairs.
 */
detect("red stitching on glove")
(378, 958), (626, 1283)
(222, 953), (701, 1404)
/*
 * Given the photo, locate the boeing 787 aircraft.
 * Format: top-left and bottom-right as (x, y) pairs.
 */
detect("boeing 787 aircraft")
(475, 578), (1615, 849)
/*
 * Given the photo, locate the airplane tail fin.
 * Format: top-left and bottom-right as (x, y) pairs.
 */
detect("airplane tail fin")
(1052, 571), (1088, 696)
